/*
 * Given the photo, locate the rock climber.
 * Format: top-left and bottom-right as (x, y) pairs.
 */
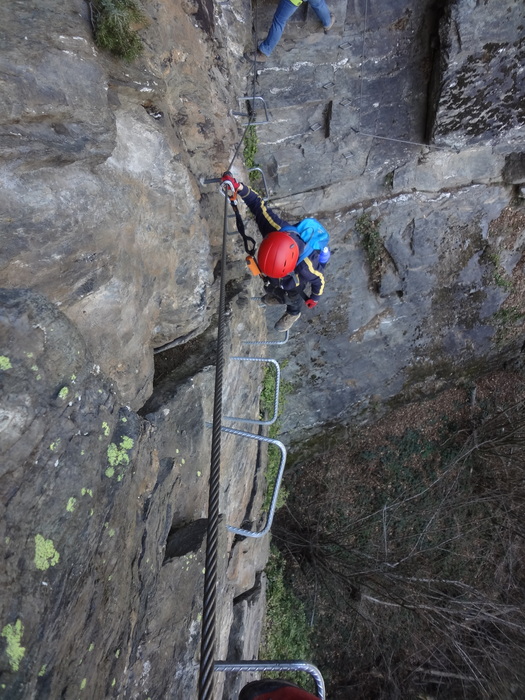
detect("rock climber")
(245, 0), (335, 63)
(239, 678), (320, 699)
(221, 171), (329, 333)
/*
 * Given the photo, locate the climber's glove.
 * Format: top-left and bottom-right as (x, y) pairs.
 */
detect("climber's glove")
(305, 298), (318, 309)
(221, 171), (241, 198)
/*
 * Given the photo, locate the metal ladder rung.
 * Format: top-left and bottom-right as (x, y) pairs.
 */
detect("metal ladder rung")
(224, 357), (280, 426)
(231, 96), (270, 125)
(215, 660), (326, 699)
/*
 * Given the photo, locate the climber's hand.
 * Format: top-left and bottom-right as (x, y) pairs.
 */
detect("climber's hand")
(305, 298), (318, 309)
(221, 171), (240, 196)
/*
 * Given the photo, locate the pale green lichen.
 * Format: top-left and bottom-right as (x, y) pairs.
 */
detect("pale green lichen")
(121, 417), (127, 423)
(1, 619), (26, 671)
(115, 649), (120, 659)
(88, 643), (95, 652)
(0, 356), (12, 371)
(80, 678), (87, 690)
(66, 497), (77, 513)
(71, 374), (77, 382)
(38, 664), (47, 677)
(112, 678), (116, 687)
(31, 364), (38, 372)
(81, 488), (93, 497)
(102, 421), (110, 437)
(49, 439), (61, 451)
(105, 466), (115, 478)
(34, 534), (60, 570)
(108, 528), (115, 537)
(107, 436), (134, 468)
(58, 387), (69, 400)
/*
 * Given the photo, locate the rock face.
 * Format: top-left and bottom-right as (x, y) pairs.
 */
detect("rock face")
(1, 0), (525, 698)
(245, 0), (525, 444)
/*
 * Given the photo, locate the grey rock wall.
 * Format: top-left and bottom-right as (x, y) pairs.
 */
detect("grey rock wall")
(241, 0), (525, 444)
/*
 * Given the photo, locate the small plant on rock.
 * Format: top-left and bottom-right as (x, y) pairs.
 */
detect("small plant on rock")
(90, 0), (148, 62)
(356, 212), (383, 291)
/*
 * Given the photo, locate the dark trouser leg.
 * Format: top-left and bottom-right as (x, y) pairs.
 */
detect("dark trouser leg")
(284, 287), (303, 315)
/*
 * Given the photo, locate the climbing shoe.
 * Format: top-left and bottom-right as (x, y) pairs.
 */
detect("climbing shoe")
(324, 13), (335, 33)
(244, 49), (268, 63)
(274, 312), (301, 332)
(261, 293), (282, 306)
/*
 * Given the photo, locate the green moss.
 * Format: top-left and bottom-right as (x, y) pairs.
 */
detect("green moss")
(102, 421), (110, 437)
(243, 125), (261, 187)
(1, 619), (26, 671)
(38, 664), (47, 677)
(105, 466), (115, 478)
(34, 534), (60, 570)
(261, 548), (314, 690)
(0, 356), (12, 371)
(58, 387), (69, 400)
(356, 213), (383, 290)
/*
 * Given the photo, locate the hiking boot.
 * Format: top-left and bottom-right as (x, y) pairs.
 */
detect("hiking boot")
(244, 49), (268, 63)
(261, 293), (282, 306)
(324, 13), (335, 33)
(275, 312), (301, 332)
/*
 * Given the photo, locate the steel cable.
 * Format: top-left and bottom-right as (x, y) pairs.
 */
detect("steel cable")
(198, 193), (229, 700)
(198, 4), (267, 697)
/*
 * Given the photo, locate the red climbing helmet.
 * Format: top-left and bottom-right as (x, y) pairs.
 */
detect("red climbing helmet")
(257, 231), (300, 277)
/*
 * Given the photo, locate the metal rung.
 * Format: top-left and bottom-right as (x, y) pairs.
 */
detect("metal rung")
(243, 329), (290, 345)
(224, 357), (280, 426)
(323, 81), (335, 89)
(340, 97), (351, 107)
(231, 96), (270, 126)
(310, 122), (322, 131)
(214, 425), (287, 539)
(215, 660), (326, 699)
(247, 167), (270, 201)
(339, 41), (351, 49)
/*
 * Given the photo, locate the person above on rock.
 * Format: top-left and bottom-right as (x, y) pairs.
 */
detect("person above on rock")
(221, 171), (329, 333)
(245, 0), (334, 63)
(239, 678), (320, 699)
